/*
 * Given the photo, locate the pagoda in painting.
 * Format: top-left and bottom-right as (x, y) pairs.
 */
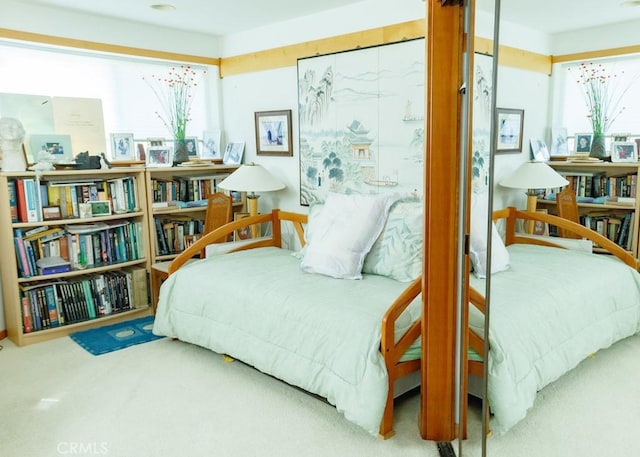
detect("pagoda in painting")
(346, 120), (373, 160)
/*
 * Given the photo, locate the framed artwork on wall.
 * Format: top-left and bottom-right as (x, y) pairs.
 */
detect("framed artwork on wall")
(496, 108), (524, 153)
(255, 110), (293, 156)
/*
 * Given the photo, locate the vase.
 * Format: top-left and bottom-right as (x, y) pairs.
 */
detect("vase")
(173, 138), (189, 165)
(589, 134), (609, 160)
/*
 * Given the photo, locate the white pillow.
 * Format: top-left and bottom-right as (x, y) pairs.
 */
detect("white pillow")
(362, 199), (423, 282)
(300, 192), (395, 279)
(469, 192), (510, 278)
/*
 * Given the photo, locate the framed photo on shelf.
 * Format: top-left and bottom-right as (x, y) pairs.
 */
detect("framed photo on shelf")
(42, 206), (62, 221)
(110, 133), (135, 161)
(550, 127), (569, 157)
(201, 129), (222, 160)
(496, 108), (524, 153)
(233, 212), (252, 240)
(611, 141), (638, 163)
(29, 134), (73, 162)
(89, 200), (112, 216)
(612, 133), (630, 142)
(223, 142), (245, 165)
(574, 133), (593, 154)
(185, 137), (198, 157)
(254, 109), (293, 156)
(530, 138), (550, 161)
(147, 146), (172, 167)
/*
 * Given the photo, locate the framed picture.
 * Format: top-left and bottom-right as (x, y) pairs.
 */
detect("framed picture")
(201, 129), (222, 160)
(532, 210), (550, 236)
(233, 212), (252, 240)
(147, 146), (172, 167)
(89, 200), (112, 216)
(574, 133), (593, 154)
(42, 206), (61, 221)
(223, 142), (245, 165)
(496, 108), (524, 153)
(612, 133), (630, 142)
(611, 141), (638, 163)
(254, 109), (293, 156)
(110, 133), (135, 161)
(184, 137), (198, 157)
(530, 138), (550, 161)
(550, 127), (569, 157)
(29, 134), (73, 162)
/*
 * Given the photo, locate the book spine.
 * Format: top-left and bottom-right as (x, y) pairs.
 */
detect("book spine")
(8, 179), (18, 222)
(44, 285), (60, 327)
(21, 295), (32, 333)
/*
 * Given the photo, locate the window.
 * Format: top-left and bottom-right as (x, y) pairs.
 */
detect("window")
(0, 40), (219, 158)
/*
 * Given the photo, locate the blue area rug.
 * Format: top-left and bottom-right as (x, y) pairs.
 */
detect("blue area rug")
(69, 316), (164, 355)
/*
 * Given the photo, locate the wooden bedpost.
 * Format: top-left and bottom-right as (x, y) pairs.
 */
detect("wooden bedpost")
(421, 0), (468, 442)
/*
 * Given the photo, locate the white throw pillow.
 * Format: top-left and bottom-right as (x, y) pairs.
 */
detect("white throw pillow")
(301, 192), (395, 279)
(469, 192), (510, 278)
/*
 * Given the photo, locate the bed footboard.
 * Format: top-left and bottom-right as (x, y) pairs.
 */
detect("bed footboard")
(379, 276), (422, 439)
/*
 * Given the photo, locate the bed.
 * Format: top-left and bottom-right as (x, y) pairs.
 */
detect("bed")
(467, 207), (640, 435)
(153, 197), (424, 438)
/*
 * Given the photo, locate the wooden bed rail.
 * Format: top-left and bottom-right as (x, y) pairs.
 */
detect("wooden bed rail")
(167, 209), (310, 275)
(379, 276), (422, 439)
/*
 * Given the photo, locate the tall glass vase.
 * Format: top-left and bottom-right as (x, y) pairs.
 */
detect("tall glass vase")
(589, 134), (609, 160)
(173, 137), (189, 165)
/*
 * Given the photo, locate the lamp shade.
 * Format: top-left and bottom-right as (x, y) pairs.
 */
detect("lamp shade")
(500, 161), (569, 190)
(218, 162), (285, 193)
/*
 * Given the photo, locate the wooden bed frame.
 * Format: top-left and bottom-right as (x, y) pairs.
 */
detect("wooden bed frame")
(467, 206), (637, 382)
(165, 209), (422, 439)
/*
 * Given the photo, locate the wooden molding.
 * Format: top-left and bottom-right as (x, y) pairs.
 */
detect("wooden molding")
(475, 37), (552, 75)
(219, 19), (425, 78)
(0, 27), (220, 66)
(552, 44), (640, 64)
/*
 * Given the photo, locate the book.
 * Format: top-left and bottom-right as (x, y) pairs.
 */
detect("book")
(36, 256), (72, 275)
(8, 179), (18, 222)
(128, 266), (149, 309)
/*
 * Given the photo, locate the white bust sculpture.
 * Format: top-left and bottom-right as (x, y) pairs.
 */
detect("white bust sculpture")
(0, 117), (27, 171)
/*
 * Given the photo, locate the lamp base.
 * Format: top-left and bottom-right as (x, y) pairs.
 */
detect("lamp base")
(247, 195), (260, 238)
(526, 193), (538, 234)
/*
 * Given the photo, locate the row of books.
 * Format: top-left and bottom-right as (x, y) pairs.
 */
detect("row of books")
(14, 220), (144, 278)
(9, 176), (139, 223)
(581, 212), (635, 250)
(561, 172), (637, 199)
(19, 267), (148, 333)
(151, 173), (229, 205)
(154, 217), (205, 255)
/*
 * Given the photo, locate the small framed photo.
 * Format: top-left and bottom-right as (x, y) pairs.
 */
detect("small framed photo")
(89, 200), (112, 216)
(147, 146), (173, 167)
(30, 134), (73, 162)
(496, 108), (524, 153)
(223, 142), (245, 165)
(611, 141), (638, 163)
(255, 110), (293, 156)
(532, 209), (550, 236)
(42, 206), (62, 221)
(185, 137), (198, 157)
(612, 133), (630, 142)
(233, 212), (253, 241)
(530, 138), (550, 161)
(574, 133), (593, 154)
(202, 130), (222, 160)
(110, 133), (135, 161)
(550, 127), (569, 157)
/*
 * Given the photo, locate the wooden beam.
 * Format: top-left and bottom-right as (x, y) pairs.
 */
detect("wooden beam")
(475, 37), (551, 75)
(421, 0), (464, 441)
(219, 20), (425, 77)
(552, 44), (640, 64)
(0, 27), (220, 66)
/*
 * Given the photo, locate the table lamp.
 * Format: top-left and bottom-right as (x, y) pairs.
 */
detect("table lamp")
(499, 161), (569, 233)
(218, 162), (285, 237)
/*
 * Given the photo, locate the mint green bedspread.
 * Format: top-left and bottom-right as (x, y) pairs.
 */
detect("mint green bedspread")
(153, 246), (421, 435)
(469, 244), (640, 434)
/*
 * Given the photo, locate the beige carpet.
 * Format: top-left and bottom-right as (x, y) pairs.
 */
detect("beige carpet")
(0, 332), (638, 457)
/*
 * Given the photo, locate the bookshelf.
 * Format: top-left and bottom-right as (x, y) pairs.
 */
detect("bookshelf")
(144, 164), (244, 265)
(0, 168), (152, 346)
(539, 161), (640, 260)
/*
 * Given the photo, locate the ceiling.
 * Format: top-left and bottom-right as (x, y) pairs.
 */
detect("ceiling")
(12, 0), (640, 37)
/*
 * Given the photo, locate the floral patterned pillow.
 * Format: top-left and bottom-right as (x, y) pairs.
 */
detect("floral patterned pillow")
(362, 199), (423, 282)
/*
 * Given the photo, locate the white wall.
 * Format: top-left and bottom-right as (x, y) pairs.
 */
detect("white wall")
(552, 19), (640, 55)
